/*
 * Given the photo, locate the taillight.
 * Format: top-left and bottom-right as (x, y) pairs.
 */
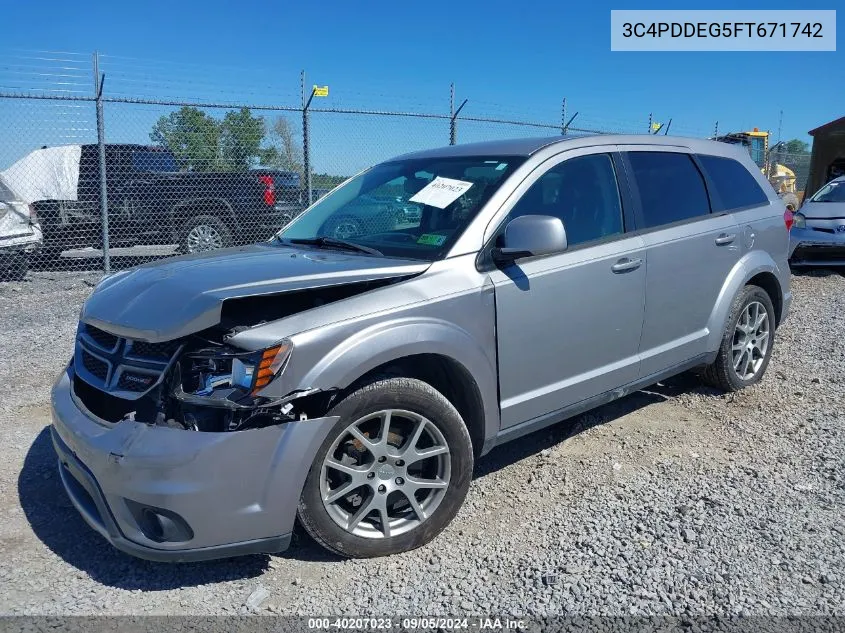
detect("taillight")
(258, 175), (275, 207)
(783, 209), (794, 231)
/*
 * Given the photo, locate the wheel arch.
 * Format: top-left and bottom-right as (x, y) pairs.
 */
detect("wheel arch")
(293, 319), (500, 457)
(706, 251), (786, 353)
(170, 197), (238, 235)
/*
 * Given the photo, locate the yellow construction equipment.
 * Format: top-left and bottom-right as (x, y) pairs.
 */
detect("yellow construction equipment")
(713, 128), (801, 210)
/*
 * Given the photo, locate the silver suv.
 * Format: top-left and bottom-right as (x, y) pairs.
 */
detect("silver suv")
(50, 135), (792, 561)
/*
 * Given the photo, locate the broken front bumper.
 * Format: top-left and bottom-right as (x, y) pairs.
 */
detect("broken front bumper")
(50, 366), (338, 562)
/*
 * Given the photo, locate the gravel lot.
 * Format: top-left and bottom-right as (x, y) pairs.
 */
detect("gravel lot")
(0, 270), (842, 617)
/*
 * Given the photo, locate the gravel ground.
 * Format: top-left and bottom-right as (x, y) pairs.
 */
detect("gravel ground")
(0, 270), (842, 617)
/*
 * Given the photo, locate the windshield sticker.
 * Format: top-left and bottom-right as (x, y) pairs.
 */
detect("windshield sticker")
(409, 176), (474, 209)
(417, 233), (448, 246)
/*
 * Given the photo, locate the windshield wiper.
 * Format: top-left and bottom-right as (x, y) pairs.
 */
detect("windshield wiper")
(287, 236), (383, 257)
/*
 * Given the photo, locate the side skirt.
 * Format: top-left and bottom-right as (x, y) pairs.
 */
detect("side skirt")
(490, 353), (711, 449)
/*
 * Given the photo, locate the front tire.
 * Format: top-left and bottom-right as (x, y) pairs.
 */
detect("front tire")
(0, 253), (29, 281)
(298, 377), (473, 558)
(701, 284), (775, 392)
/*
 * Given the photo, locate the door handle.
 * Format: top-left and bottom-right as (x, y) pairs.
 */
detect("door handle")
(611, 257), (642, 273)
(715, 233), (736, 245)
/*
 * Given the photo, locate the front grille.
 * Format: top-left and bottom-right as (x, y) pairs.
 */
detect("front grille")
(84, 324), (119, 351)
(129, 339), (181, 361)
(73, 376), (144, 422)
(117, 371), (157, 392)
(81, 350), (109, 381)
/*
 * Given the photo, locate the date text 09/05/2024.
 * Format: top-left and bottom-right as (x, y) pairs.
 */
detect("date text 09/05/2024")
(307, 617), (527, 630)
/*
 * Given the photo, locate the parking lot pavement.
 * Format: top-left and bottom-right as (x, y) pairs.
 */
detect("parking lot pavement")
(0, 270), (842, 616)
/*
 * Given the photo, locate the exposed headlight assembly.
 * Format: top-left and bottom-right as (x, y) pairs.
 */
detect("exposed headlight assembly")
(173, 339), (293, 409)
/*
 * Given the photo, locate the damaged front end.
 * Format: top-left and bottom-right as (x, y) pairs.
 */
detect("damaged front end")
(72, 321), (320, 433)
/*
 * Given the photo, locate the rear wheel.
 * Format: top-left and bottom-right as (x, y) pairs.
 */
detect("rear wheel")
(324, 215), (362, 240)
(298, 377), (473, 558)
(701, 284), (775, 392)
(179, 214), (232, 254)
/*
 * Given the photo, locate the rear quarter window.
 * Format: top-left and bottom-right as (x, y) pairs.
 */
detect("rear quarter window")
(627, 151), (710, 229)
(697, 154), (769, 211)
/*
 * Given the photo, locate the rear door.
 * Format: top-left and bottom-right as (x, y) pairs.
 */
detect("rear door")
(621, 148), (741, 377)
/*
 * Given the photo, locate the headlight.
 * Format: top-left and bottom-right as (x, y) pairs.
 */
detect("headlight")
(182, 339), (293, 403)
(792, 212), (806, 229)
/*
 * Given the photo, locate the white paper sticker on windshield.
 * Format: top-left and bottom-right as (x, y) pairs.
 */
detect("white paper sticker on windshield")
(409, 176), (473, 209)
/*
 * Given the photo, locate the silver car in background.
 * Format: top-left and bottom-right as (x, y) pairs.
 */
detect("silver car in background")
(50, 135), (791, 562)
(789, 176), (845, 267)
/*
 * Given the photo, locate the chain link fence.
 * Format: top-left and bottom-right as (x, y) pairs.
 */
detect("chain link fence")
(0, 50), (817, 280)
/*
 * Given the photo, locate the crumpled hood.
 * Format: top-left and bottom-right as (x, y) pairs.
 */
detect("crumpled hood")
(800, 201), (845, 220)
(82, 243), (429, 342)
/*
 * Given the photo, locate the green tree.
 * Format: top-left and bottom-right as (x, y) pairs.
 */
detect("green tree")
(784, 139), (810, 155)
(219, 108), (266, 172)
(150, 107), (221, 172)
(259, 116), (303, 174)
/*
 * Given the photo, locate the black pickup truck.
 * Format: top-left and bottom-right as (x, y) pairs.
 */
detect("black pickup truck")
(31, 144), (302, 254)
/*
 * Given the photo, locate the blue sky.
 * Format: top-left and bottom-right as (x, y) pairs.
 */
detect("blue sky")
(0, 0), (841, 173)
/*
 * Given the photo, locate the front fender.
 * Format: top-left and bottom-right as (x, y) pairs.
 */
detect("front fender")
(705, 250), (786, 353)
(294, 317), (500, 449)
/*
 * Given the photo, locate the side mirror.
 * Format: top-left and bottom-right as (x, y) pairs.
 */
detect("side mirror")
(492, 214), (567, 264)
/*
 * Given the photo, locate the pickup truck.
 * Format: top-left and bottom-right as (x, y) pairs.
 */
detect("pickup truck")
(8, 144), (302, 255)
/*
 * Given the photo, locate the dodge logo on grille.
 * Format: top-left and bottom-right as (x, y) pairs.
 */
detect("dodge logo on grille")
(123, 374), (153, 385)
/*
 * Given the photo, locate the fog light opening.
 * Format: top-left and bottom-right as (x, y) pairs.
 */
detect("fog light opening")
(125, 500), (194, 543)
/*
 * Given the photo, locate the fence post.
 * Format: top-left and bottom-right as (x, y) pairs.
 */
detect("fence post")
(301, 70), (313, 207)
(92, 52), (110, 274)
(561, 98), (566, 135)
(449, 84), (467, 147)
(449, 83), (455, 145)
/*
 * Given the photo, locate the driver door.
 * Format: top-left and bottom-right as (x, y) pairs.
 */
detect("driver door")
(489, 150), (647, 428)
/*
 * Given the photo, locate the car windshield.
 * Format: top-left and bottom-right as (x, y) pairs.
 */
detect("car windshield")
(276, 155), (524, 261)
(810, 180), (845, 203)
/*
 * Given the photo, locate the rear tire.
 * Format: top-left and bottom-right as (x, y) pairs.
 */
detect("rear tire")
(298, 377), (473, 558)
(324, 215), (362, 240)
(179, 214), (232, 254)
(701, 284), (775, 392)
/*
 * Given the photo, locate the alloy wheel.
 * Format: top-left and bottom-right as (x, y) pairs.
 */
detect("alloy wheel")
(320, 409), (451, 539)
(185, 224), (224, 252)
(332, 220), (360, 240)
(732, 300), (770, 380)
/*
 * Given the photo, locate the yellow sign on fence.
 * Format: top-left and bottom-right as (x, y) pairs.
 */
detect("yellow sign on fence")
(313, 85), (329, 97)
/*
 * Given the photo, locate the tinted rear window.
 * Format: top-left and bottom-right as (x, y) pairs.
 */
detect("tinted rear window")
(698, 154), (768, 211)
(628, 152), (710, 229)
(132, 151), (177, 173)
